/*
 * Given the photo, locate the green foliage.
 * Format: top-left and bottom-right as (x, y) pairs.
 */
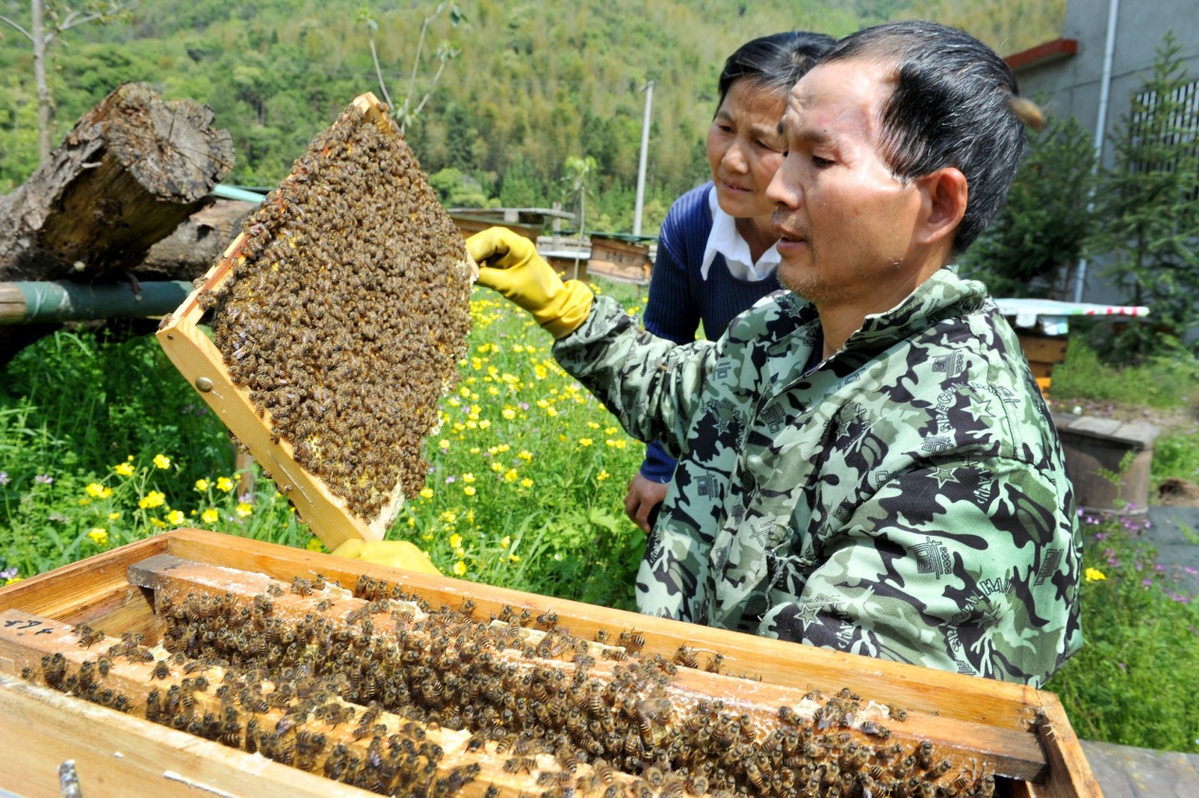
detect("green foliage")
(0, 283), (651, 612)
(0, 0), (860, 234)
(962, 113), (1096, 299)
(1046, 514), (1199, 753)
(1089, 33), (1199, 362)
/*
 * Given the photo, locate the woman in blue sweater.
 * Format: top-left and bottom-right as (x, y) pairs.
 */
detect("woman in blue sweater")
(624, 31), (835, 533)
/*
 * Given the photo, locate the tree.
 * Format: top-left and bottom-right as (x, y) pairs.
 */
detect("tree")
(358, 2), (464, 135)
(1090, 32), (1199, 361)
(562, 155), (597, 234)
(961, 113), (1097, 299)
(499, 156), (543, 208)
(0, 0), (137, 165)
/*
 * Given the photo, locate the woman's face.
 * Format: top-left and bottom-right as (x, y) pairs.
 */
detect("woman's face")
(706, 79), (789, 220)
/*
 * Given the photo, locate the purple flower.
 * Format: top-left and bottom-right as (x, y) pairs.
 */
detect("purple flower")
(445, 476), (456, 484)
(1156, 564), (1166, 573)
(1094, 532), (1107, 541)
(518, 402), (529, 411)
(1186, 567), (1197, 576)
(0, 472), (9, 486)
(1108, 557), (1121, 567)
(48, 513), (67, 523)
(1117, 662), (1127, 671)
(1142, 578), (1153, 587)
(0, 567), (17, 580)
(34, 474), (53, 484)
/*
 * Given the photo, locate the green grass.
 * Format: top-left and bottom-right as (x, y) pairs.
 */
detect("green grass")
(1048, 335), (1199, 409)
(3, 289), (1198, 752)
(1045, 513), (1199, 753)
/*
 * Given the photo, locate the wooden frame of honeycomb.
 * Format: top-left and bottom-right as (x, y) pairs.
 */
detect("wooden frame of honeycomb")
(157, 93), (473, 551)
(0, 529), (1101, 797)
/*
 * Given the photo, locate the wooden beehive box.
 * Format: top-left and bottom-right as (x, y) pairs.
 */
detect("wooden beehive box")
(0, 529), (1100, 797)
(157, 92), (473, 553)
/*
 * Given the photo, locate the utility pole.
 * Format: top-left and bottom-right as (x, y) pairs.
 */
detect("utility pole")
(633, 80), (654, 238)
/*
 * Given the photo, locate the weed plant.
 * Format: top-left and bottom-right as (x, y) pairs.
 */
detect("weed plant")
(1046, 511), (1199, 753)
(0, 282), (649, 610)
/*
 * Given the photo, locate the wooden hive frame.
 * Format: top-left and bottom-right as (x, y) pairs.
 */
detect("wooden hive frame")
(157, 92), (472, 552)
(0, 529), (1101, 797)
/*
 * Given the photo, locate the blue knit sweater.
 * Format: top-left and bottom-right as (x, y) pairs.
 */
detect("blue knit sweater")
(640, 183), (782, 481)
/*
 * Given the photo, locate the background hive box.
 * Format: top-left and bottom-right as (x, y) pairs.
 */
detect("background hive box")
(157, 92), (472, 552)
(0, 529), (1100, 797)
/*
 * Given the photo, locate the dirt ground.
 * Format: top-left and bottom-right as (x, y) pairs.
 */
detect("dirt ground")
(1045, 395), (1199, 508)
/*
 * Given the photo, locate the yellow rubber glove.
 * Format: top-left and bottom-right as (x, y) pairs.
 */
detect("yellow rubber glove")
(466, 227), (594, 339)
(331, 539), (442, 576)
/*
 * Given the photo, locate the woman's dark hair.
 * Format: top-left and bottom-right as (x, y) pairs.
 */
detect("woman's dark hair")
(716, 31), (836, 109)
(821, 20), (1027, 255)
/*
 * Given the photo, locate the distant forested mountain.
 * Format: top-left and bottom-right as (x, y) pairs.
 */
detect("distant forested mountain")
(0, 0), (1063, 234)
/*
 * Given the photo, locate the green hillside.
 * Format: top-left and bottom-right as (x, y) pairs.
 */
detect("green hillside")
(0, 0), (1064, 234)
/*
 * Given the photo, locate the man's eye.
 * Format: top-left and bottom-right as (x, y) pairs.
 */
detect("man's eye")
(812, 155), (834, 168)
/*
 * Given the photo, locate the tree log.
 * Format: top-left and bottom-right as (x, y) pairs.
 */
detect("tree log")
(0, 82), (234, 283)
(134, 200), (257, 281)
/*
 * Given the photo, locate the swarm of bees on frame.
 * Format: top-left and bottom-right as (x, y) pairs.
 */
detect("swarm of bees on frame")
(24, 574), (999, 798)
(199, 99), (472, 522)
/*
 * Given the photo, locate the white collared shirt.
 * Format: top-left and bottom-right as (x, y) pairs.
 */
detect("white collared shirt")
(699, 187), (781, 282)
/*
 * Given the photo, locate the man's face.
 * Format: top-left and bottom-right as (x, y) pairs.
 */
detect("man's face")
(766, 58), (928, 313)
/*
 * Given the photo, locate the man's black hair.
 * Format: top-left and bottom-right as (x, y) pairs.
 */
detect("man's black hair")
(822, 20), (1027, 254)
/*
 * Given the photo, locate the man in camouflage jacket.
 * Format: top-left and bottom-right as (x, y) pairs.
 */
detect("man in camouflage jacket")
(468, 21), (1082, 686)
(551, 267), (1080, 686)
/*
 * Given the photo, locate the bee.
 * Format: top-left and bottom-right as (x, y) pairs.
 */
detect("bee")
(502, 756), (537, 774)
(267, 583), (284, 597)
(618, 629), (645, 652)
(673, 645), (699, 669)
(150, 660), (170, 680)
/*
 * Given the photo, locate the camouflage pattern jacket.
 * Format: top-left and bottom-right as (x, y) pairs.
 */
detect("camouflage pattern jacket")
(554, 268), (1082, 686)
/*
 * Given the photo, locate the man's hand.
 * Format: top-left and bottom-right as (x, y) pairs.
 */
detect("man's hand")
(331, 539), (442, 575)
(465, 227), (593, 339)
(624, 473), (669, 534)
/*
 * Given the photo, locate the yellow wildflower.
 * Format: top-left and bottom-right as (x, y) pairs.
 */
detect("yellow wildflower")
(85, 482), (112, 499)
(235, 502), (253, 518)
(518, 450), (533, 463)
(597, 470), (610, 482)
(216, 476), (234, 493)
(503, 469), (519, 483)
(500, 536), (511, 548)
(579, 438), (593, 447)
(453, 561), (467, 577)
(520, 478), (534, 489)
(419, 487), (435, 499)
(153, 454), (171, 470)
(139, 491), (165, 510)
(201, 508), (220, 524)
(113, 462), (135, 477)
(306, 538), (324, 552)
(1085, 567), (1107, 582)
(502, 408), (517, 420)
(107, 511), (121, 520)
(464, 486), (476, 496)
(440, 510), (457, 524)
(449, 533), (462, 549)
(166, 509), (186, 525)
(87, 528), (108, 546)
(195, 478), (210, 491)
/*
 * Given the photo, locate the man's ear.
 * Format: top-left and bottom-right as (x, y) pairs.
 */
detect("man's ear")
(915, 167), (967, 248)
